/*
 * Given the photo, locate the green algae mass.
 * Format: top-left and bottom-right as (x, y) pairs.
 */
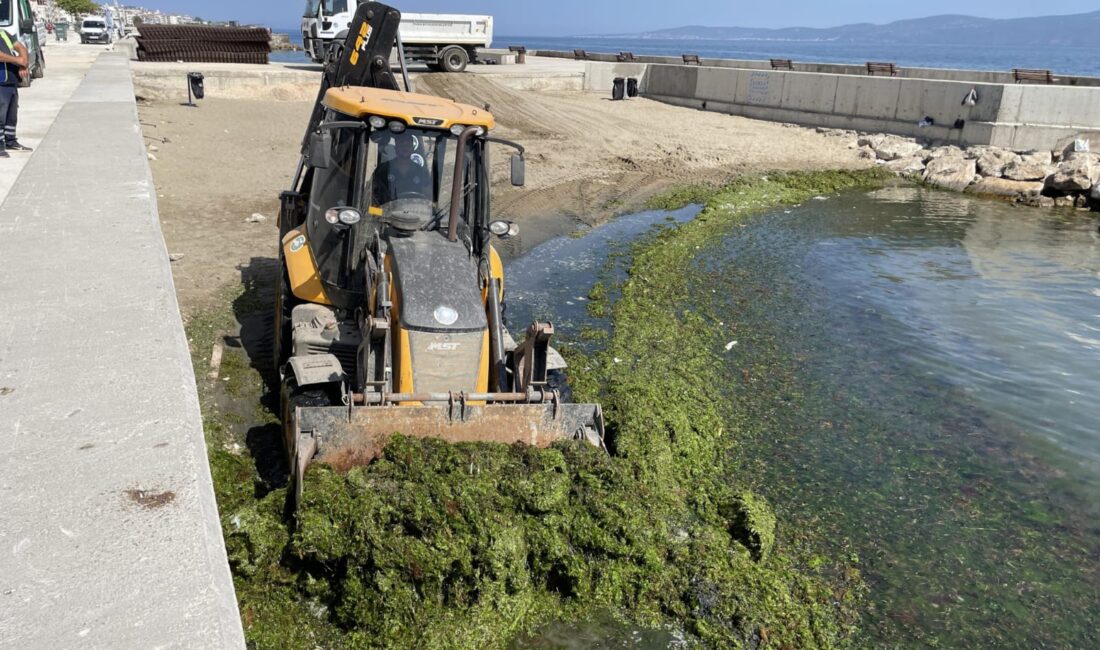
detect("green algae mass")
(218, 170), (888, 649)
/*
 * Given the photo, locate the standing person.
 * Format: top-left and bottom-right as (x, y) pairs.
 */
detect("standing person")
(0, 30), (31, 158)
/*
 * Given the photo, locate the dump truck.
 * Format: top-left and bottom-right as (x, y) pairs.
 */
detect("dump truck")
(301, 0), (492, 72)
(278, 2), (604, 507)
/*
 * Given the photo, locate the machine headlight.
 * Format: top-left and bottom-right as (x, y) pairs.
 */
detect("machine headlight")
(451, 125), (486, 137)
(388, 121), (406, 134)
(369, 116), (386, 129)
(338, 208), (362, 225)
(489, 220), (519, 238)
(434, 306), (459, 326)
(325, 208), (362, 225)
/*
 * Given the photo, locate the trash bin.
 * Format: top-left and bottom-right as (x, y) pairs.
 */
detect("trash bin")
(187, 72), (206, 104)
(626, 78), (639, 98)
(55, 22), (69, 42)
(612, 77), (625, 101)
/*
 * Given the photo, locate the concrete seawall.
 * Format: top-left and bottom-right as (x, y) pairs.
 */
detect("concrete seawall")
(0, 53), (245, 648)
(541, 49), (1100, 88)
(582, 60), (1100, 151)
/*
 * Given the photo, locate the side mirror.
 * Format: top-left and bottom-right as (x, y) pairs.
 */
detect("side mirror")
(510, 153), (525, 187)
(19, 19), (33, 35)
(309, 131), (333, 169)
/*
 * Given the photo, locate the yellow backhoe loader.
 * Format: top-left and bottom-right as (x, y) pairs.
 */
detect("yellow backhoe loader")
(276, 2), (605, 507)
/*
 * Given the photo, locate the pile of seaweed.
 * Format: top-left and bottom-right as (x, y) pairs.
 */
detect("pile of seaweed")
(220, 170), (888, 649)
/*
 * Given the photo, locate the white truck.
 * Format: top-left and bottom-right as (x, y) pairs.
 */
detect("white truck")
(301, 1), (492, 73)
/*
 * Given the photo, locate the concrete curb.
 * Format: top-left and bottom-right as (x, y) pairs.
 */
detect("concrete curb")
(0, 53), (245, 649)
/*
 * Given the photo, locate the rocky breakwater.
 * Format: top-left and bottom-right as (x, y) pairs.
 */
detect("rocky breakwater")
(856, 132), (1100, 211)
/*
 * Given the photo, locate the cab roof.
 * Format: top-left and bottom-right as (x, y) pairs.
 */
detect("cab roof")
(323, 86), (495, 131)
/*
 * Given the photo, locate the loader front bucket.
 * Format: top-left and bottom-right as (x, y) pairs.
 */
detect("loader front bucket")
(288, 402), (605, 508)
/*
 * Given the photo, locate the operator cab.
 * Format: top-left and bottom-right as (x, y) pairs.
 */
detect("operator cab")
(289, 86), (522, 313)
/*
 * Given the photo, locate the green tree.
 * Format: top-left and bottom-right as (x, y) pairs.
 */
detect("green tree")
(132, 16), (144, 27)
(56, 0), (101, 20)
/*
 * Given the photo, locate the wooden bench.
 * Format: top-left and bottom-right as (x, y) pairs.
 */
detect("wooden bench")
(573, 49), (587, 60)
(866, 61), (897, 76)
(617, 51), (636, 62)
(682, 53), (701, 65)
(1013, 68), (1054, 84)
(770, 58), (793, 71)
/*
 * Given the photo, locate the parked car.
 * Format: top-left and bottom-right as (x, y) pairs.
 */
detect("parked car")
(80, 16), (110, 45)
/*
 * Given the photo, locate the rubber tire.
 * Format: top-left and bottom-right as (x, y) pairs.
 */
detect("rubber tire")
(272, 266), (295, 373)
(547, 369), (574, 404)
(281, 376), (332, 455)
(281, 376), (333, 513)
(439, 46), (469, 73)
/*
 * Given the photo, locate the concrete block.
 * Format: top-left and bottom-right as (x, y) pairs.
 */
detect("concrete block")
(479, 51), (517, 65)
(584, 62), (648, 93)
(895, 80), (1002, 124)
(833, 76), (901, 120)
(695, 67), (741, 102)
(733, 69), (785, 107)
(779, 72), (839, 113)
(645, 64), (698, 99)
(1010, 86), (1100, 128)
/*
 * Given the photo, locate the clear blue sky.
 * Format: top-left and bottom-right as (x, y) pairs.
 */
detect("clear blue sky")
(132, 1), (1100, 35)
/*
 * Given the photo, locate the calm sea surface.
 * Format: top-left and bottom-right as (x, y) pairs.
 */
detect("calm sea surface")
(500, 36), (1100, 77)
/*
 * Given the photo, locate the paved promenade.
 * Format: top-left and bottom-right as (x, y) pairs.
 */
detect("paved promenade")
(0, 52), (245, 648)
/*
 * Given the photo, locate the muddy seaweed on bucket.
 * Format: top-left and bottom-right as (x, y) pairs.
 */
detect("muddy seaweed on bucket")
(196, 171), (891, 649)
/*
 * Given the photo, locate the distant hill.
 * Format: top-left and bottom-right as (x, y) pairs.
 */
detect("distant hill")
(622, 11), (1100, 47)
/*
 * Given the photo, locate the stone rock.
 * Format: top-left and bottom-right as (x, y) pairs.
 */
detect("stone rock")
(1075, 194), (1090, 209)
(857, 146), (876, 161)
(926, 145), (964, 162)
(1054, 195), (1077, 208)
(1003, 160), (1054, 182)
(976, 149), (1021, 177)
(874, 136), (924, 161)
(968, 177), (1045, 200)
(1053, 132), (1100, 160)
(885, 156), (926, 174)
(858, 133), (886, 149)
(1020, 150), (1052, 166)
(1092, 183), (1100, 202)
(1023, 195), (1057, 209)
(1048, 155), (1100, 192)
(923, 156), (977, 192)
(965, 145), (991, 159)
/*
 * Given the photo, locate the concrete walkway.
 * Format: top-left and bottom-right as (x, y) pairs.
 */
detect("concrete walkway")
(0, 41), (103, 205)
(0, 53), (245, 649)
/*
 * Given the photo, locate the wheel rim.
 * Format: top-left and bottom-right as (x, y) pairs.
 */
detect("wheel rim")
(448, 52), (463, 69)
